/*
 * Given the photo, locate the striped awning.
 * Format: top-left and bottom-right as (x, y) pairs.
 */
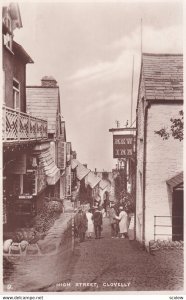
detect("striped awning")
(87, 171), (101, 189)
(99, 179), (109, 190)
(76, 163), (90, 181)
(38, 150), (60, 185)
(166, 172), (183, 192)
(71, 159), (79, 170)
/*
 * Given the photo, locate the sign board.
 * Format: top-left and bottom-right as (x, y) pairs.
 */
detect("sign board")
(113, 134), (133, 158)
(19, 194), (33, 199)
(58, 141), (66, 170)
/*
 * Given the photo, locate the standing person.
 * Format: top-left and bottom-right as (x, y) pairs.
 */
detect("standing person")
(86, 209), (94, 239)
(74, 208), (88, 242)
(109, 204), (118, 238)
(93, 206), (103, 239)
(115, 206), (128, 238)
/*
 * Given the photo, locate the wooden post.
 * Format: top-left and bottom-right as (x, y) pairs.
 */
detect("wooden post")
(17, 110), (20, 141)
(3, 106), (6, 141)
(28, 115), (31, 140)
(20, 174), (23, 194)
(35, 118), (38, 139)
(71, 213), (74, 252)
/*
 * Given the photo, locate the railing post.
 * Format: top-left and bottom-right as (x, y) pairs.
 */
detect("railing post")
(3, 106), (6, 141)
(28, 115), (30, 140)
(17, 110), (20, 141)
(46, 121), (48, 138)
(35, 118), (38, 139)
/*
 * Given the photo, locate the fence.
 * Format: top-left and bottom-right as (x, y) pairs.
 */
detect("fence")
(3, 106), (48, 142)
(154, 215), (183, 241)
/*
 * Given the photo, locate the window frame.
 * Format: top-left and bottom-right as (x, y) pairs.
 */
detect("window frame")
(13, 78), (20, 111)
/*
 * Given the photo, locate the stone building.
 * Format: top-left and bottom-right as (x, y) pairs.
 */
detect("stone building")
(135, 53), (183, 246)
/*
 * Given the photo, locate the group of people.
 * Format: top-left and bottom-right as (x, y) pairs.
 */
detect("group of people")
(109, 204), (128, 238)
(74, 206), (103, 242)
(74, 203), (129, 242)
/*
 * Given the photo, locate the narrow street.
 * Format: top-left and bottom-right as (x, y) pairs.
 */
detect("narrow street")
(4, 215), (183, 292)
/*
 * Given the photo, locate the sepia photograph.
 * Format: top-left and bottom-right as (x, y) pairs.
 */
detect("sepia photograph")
(2, 0), (184, 295)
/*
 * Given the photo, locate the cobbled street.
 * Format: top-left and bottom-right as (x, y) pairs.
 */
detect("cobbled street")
(4, 216), (183, 293)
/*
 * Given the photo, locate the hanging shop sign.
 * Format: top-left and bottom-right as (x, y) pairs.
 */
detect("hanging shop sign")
(19, 194), (33, 199)
(113, 134), (133, 158)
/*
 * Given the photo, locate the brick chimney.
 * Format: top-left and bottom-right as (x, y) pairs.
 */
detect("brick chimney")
(41, 76), (57, 87)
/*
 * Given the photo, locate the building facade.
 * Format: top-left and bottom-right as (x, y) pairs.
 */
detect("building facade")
(135, 53), (183, 246)
(26, 77), (71, 203)
(2, 3), (49, 231)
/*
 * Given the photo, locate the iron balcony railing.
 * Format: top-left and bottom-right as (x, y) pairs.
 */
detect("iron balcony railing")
(3, 106), (48, 142)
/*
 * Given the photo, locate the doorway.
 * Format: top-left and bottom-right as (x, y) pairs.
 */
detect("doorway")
(172, 188), (183, 241)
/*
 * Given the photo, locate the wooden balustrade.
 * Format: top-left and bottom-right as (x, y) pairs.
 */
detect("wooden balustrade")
(2, 106), (48, 142)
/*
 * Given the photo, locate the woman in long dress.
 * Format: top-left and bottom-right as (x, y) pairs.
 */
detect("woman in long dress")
(115, 206), (128, 238)
(86, 209), (94, 239)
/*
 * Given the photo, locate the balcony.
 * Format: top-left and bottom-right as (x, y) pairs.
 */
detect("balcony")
(3, 106), (48, 143)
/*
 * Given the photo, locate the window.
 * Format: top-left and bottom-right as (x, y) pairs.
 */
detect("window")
(3, 16), (13, 51)
(13, 79), (20, 110)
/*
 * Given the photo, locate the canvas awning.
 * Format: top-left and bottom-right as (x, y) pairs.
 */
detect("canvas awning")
(166, 172), (183, 192)
(87, 171), (101, 189)
(38, 150), (60, 185)
(71, 159), (79, 170)
(76, 163), (90, 181)
(99, 179), (109, 190)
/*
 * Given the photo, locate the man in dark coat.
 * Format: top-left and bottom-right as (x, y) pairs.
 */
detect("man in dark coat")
(74, 208), (88, 242)
(93, 206), (103, 239)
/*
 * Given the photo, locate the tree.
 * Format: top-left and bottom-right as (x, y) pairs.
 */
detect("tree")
(154, 110), (183, 141)
(114, 169), (127, 201)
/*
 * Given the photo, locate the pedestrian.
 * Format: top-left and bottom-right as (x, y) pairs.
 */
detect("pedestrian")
(103, 199), (108, 217)
(74, 207), (88, 242)
(93, 206), (103, 239)
(109, 204), (119, 238)
(115, 206), (128, 238)
(101, 206), (106, 218)
(86, 209), (94, 239)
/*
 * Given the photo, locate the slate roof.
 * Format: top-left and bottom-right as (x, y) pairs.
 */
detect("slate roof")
(142, 53), (183, 101)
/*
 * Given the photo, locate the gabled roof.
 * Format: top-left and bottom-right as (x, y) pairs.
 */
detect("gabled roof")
(99, 179), (109, 190)
(13, 41), (34, 64)
(142, 53), (183, 101)
(76, 163), (90, 181)
(166, 172), (183, 191)
(3, 3), (22, 31)
(26, 86), (60, 134)
(86, 172), (101, 189)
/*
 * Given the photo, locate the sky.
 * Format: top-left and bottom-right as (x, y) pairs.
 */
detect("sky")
(14, 0), (183, 171)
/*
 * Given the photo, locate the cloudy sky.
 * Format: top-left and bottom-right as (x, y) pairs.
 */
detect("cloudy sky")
(15, 0), (183, 171)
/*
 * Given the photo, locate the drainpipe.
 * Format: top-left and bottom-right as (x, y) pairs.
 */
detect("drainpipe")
(142, 101), (150, 247)
(134, 109), (138, 240)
